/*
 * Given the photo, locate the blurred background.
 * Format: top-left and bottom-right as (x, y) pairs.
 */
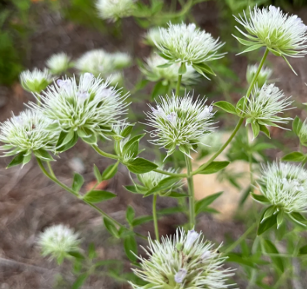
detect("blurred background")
(1, 0), (307, 288)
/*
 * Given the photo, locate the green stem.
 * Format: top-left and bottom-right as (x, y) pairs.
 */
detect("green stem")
(36, 158), (146, 239)
(185, 154), (195, 229)
(175, 74), (182, 97)
(246, 127), (254, 191)
(46, 161), (55, 178)
(92, 145), (119, 160)
(223, 222), (257, 255)
(153, 194), (159, 240)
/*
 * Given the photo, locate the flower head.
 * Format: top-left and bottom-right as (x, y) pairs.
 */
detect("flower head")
(96, 0), (136, 22)
(234, 6), (307, 73)
(141, 54), (198, 86)
(32, 73), (128, 148)
(130, 228), (235, 289)
(155, 23), (225, 78)
(0, 109), (58, 165)
(38, 224), (80, 264)
(46, 52), (71, 75)
(143, 27), (162, 46)
(243, 83), (293, 138)
(246, 64), (272, 88)
(298, 118), (307, 146)
(258, 162), (307, 214)
(75, 49), (131, 85)
(20, 68), (52, 93)
(146, 93), (215, 158)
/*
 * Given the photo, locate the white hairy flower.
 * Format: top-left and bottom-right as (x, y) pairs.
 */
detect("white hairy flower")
(141, 54), (198, 85)
(259, 162), (307, 214)
(244, 84), (293, 137)
(130, 228), (235, 289)
(144, 27), (162, 46)
(38, 224), (80, 264)
(234, 6), (307, 72)
(0, 109), (58, 163)
(32, 73), (128, 147)
(75, 49), (131, 85)
(96, 0), (136, 21)
(146, 93), (215, 158)
(246, 64), (272, 88)
(46, 52), (71, 75)
(20, 68), (52, 93)
(155, 23), (225, 75)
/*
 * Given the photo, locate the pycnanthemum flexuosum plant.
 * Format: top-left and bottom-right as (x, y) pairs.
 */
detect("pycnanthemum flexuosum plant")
(155, 23), (225, 78)
(246, 64), (272, 88)
(130, 228), (235, 289)
(146, 93), (215, 158)
(96, 0), (136, 22)
(46, 52), (71, 75)
(141, 54), (198, 86)
(255, 162), (307, 226)
(243, 83), (293, 138)
(234, 5), (307, 73)
(38, 224), (80, 264)
(32, 73), (128, 149)
(20, 68), (52, 93)
(0, 109), (59, 165)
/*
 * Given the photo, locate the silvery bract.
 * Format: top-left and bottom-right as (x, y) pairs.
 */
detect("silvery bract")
(33, 73), (128, 148)
(155, 23), (225, 78)
(246, 64), (272, 88)
(46, 52), (71, 75)
(96, 0), (136, 22)
(234, 5), (307, 73)
(20, 68), (52, 93)
(130, 228), (235, 289)
(243, 83), (293, 138)
(257, 163), (307, 221)
(146, 93), (215, 158)
(141, 54), (198, 85)
(0, 109), (58, 165)
(38, 224), (80, 264)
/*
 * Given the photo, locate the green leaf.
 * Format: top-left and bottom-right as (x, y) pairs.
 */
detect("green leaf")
(258, 214), (277, 235)
(103, 218), (119, 238)
(72, 273), (88, 289)
(178, 62), (187, 75)
(259, 125), (270, 138)
(226, 253), (256, 268)
(262, 239), (284, 272)
(214, 101), (237, 115)
(277, 211), (284, 229)
(236, 97), (245, 113)
(126, 158), (158, 174)
(126, 206), (135, 225)
(132, 215), (153, 226)
(261, 206), (277, 222)
(251, 122), (260, 139)
(124, 185), (144, 194)
(93, 165), (102, 183)
(195, 192), (223, 215)
(151, 80), (170, 100)
(88, 243), (97, 259)
(121, 125), (134, 138)
(292, 116), (303, 135)
(83, 190), (116, 203)
(289, 212), (307, 226)
(124, 235), (138, 263)
(251, 193), (270, 205)
(57, 129), (74, 148)
(157, 61), (174, 68)
(68, 251), (85, 260)
(197, 161), (230, 174)
(33, 149), (54, 161)
(282, 152), (306, 162)
(165, 191), (188, 198)
(238, 44), (264, 54)
(102, 162), (119, 180)
(7, 152), (25, 168)
(123, 134), (145, 154)
(144, 176), (181, 196)
(72, 173), (84, 192)
(298, 245), (307, 255)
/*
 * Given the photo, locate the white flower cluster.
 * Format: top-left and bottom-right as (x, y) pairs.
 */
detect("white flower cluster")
(155, 23), (225, 66)
(246, 64), (272, 88)
(96, 0), (136, 22)
(31, 73), (128, 145)
(234, 6), (307, 65)
(141, 54), (198, 85)
(46, 52), (71, 75)
(130, 228), (235, 289)
(144, 27), (162, 46)
(146, 93), (215, 158)
(259, 162), (307, 214)
(0, 109), (58, 162)
(20, 68), (52, 93)
(38, 224), (80, 264)
(75, 49), (131, 85)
